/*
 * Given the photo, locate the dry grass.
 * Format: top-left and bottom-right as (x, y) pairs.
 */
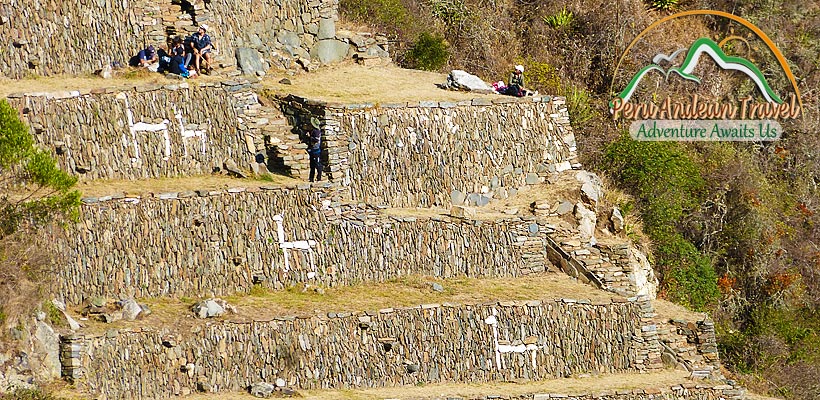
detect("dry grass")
(488, 173), (581, 215)
(746, 393), (784, 400)
(76, 174), (299, 198)
(74, 274), (621, 335)
(653, 299), (706, 323)
(166, 370), (693, 400)
(262, 62), (496, 103)
(3, 63), (495, 104)
(0, 71), (225, 99)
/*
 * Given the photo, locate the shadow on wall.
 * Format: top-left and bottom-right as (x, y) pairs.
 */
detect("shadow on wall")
(265, 138), (293, 176)
(274, 98), (334, 181)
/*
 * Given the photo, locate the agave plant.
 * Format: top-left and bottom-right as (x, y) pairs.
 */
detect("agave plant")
(544, 7), (574, 29)
(650, 0), (679, 11)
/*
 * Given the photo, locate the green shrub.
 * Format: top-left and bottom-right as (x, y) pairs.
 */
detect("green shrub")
(563, 85), (595, 129)
(406, 32), (449, 71)
(665, 243), (720, 310)
(429, 0), (470, 27)
(648, 0), (678, 11)
(519, 58), (561, 94)
(544, 7), (574, 29)
(42, 300), (64, 327)
(604, 134), (718, 310)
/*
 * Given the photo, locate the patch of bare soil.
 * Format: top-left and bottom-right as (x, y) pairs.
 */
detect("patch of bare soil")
(262, 62), (496, 104)
(156, 370), (693, 400)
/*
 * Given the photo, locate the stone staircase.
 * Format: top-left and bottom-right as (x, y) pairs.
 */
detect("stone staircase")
(264, 116), (311, 180)
(219, 86), (311, 178)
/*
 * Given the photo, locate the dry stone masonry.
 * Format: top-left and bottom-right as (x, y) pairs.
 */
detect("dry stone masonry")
(60, 299), (660, 399)
(13, 83), (662, 305)
(8, 81), (278, 180)
(50, 186), (559, 305)
(0, 0), (388, 78)
(279, 95), (578, 207)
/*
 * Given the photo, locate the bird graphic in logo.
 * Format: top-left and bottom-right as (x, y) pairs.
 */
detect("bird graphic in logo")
(614, 37), (783, 105)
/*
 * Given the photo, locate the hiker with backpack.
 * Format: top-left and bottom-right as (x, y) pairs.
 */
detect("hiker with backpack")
(307, 117), (323, 182)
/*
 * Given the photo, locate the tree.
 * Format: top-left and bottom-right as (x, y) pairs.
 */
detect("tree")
(0, 98), (80, 324)
(0, 99), (79, 238)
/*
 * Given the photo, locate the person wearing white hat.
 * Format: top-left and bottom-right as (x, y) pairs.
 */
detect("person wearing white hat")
(191, 24), (214, 74)
(505, 65), (526, 97)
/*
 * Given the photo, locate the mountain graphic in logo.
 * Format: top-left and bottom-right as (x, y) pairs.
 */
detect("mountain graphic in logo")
(615, 37), (783, 105)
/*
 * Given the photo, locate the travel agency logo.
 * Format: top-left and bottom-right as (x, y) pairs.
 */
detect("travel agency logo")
(609, 10), (803, 141)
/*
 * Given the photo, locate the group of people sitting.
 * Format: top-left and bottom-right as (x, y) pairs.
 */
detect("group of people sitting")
(129, 24), (215, 78)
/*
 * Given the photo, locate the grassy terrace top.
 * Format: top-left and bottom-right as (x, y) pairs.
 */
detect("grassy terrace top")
(73, 274), (703, 336)
(1, 63), (499, 104)
(51, 370), (780, 399)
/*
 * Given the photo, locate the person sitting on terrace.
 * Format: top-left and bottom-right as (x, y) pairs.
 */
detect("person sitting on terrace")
(129, 45), (158, 70)
(168, 37), (196, 78)
(504, 65), (526, 97)
(191, 24), (215, 74)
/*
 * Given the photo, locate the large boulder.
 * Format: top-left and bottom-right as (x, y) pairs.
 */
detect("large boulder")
(317, 18), (336, 40)
(445, 70), (493, 92)
(236, 47), (267, 76)
(32, 321), (60, 381)
(610, 206), (625, 233)
(628, 246), (659, 299)
(276, 31), (301, 48)
(576, 171), (604, 205)
(311, 39), (349, 64)
(119, 298), (142, 321)
(192, 298), (236, 319)
(574, 202), (597, 240)
(250, 382), (276, 398)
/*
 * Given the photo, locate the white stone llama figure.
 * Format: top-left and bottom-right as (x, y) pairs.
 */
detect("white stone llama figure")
(271, 214), (318, 279)
(484, 307), (543, 370)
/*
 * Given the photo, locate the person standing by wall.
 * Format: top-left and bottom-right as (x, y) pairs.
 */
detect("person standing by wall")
(308, 117), (323, 182)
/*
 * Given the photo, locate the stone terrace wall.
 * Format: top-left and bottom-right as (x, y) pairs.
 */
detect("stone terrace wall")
(61, 300), (660, 399)
(8, 82), (264, 180)
(0, 0), (349, 78)
(1, 0), (161, 77)
(279, 95), (577, 208)
(51, 187), (555, 305)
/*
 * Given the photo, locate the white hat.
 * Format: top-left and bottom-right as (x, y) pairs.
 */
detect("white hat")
(199, 24), (209, 31)
(515, 65), (524, 72)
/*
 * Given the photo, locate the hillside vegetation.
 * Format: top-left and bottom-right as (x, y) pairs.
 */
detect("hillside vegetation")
(341, 0), (820, 398)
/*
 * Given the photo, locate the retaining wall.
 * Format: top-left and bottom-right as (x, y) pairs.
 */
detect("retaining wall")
(279, 95), (578, 208)
(8, 82), (265, 180)
(0, 0), (358, 78)
(51, 186), (555, 305)
(60, 299), (662, 399)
